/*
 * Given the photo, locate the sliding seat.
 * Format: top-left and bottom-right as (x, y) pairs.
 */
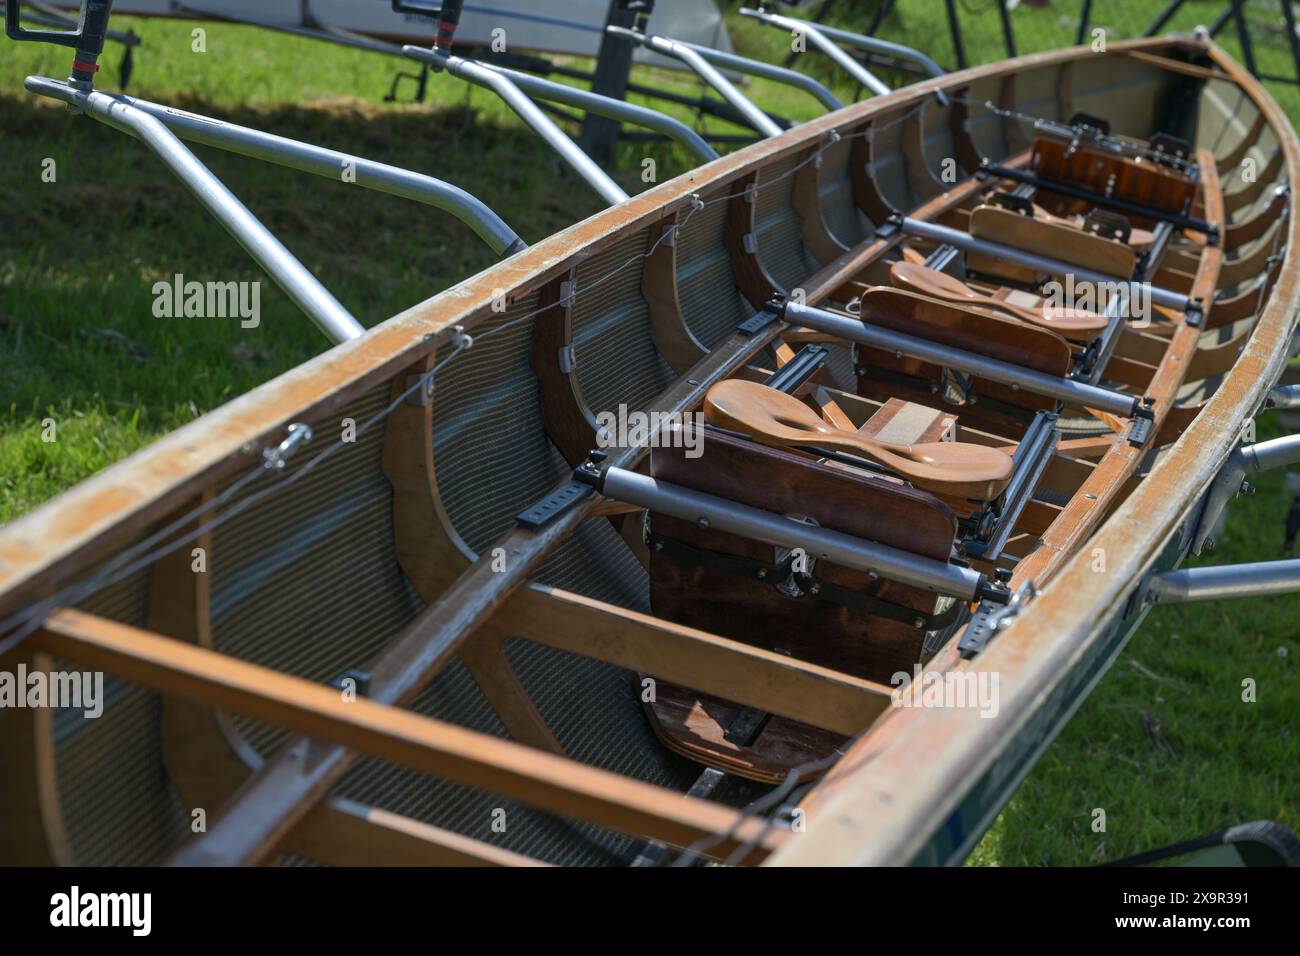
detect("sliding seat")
(640, 425), (964, 782)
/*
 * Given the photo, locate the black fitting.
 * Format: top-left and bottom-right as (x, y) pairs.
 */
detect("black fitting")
(975, 577), (1012, 605)
(573, 449), (609, 490)
(7, 0), (115, 89)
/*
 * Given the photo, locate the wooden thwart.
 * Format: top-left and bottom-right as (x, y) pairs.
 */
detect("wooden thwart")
(33, 609), (788, 863)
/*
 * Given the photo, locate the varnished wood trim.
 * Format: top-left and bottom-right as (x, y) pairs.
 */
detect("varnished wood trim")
(34, 609), (788, 863)
(494, 583), (893, 737)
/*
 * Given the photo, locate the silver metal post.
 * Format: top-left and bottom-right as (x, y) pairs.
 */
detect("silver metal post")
(900, 217), (1192, 312)
(477, 62), (718, 163)
(776, 15), (947, 81)
(736, 7), (892, 98)
(403, 47), (628, 206)
(785, 299), (1143, 418)
(26, 76), (364, 344)
(599, 466), (988, 599)
(671, 38), (844, 111)
(1241, 432), (1300, 473)
(1148, 559), (1300, 603)
(1192, 433), (1300, 554)
(94, 91), (525, 257)
(606, 26), (785, 137)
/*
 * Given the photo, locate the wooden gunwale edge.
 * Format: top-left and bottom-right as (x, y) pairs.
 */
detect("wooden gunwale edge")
(769, 38), (1299, 867)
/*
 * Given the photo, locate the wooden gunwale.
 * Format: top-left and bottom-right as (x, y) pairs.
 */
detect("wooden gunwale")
(771, 39), (1299, 866)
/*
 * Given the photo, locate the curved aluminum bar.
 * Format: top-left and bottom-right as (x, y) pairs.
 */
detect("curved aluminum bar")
(778, 14), (946, 81)
(107, 93), (525, 257)
(599, 466), (988, 599)
(670, 38), (843, 111)
(26, 76), (364, 344)
(606, 25), (784, 138)
(403, 46), (628, 205)
(479, 61), (718, 163)
(736, 7), (891, 99)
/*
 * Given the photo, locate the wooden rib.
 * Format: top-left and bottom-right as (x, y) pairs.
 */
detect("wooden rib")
(1216, 111), (1266, 171)
(1216, 226), (1284, 288)
(1223, 148), (1283, 214)
(1185, 331), (1249, 380)
(793, 143), (851, 264)
(384, 355), (476, 602)
(1209, 264), (1279, 328)
(1057, 61), (1074, 130)
(0, 649), (70, 864)
(287, 797), (550, 867)
(1225, 186), (1287, 251)
(493, 583), (892, 737)
(725, 170), (783, 309)
(998, 73), (1029, 152)
(32, 609), (787, 863)
(1116, 327), (1174, 366)
(902, 109), (945, 199)
(531, 270), (600, 466)
(948, 86), (984, 174)
(643, 212), (710, 374)
(154, 493), (264, 828)
(458, 623), (565, 755)
(849, 120), (899, 224)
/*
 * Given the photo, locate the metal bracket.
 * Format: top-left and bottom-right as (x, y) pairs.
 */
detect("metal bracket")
(516, 478), (596, 530)
(958, 581), (1036, 658)
(405, 372), (436, 406)
(557, 345), (576, 374)
(261, 422), (314, 472)
(1189, 432), (1300, 554)
(737, 306), (781, 336)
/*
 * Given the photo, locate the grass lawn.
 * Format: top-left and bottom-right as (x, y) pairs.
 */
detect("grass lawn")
(0, 0), (1295, 864)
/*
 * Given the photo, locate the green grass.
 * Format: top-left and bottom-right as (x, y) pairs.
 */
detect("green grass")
(0, 2), (1296, 864)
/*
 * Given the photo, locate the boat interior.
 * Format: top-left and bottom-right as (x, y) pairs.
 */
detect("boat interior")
(0, 35), (1295, 867)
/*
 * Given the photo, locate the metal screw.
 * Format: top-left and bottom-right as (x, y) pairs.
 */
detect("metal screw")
(697, 516), (710, 530)
(756, 568), (768, 579)
(1240, 481), (1255, 496)
(809, 584), (821, 595)
(653, 541), (664, 552)
(914, 617), (926, 628)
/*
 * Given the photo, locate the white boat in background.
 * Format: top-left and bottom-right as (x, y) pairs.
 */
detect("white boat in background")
(48, 0), (734, 65)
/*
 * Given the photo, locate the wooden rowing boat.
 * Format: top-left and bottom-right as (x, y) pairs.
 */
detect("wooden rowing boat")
(0, 32), (1295, 867)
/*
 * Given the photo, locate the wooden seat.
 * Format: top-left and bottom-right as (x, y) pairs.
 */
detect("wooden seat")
(968, 204), (1139, 280)
(643, 425), (961, 782)
(851, 287), (1073, 436)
